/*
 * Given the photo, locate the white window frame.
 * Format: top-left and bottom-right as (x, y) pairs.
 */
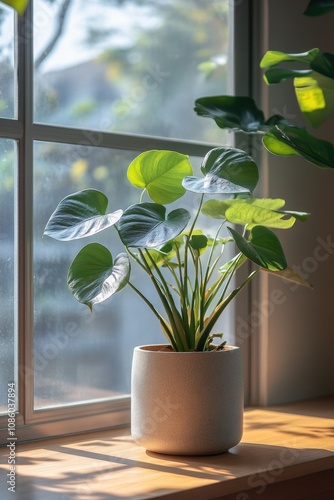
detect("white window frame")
(0, 0), (257, 443)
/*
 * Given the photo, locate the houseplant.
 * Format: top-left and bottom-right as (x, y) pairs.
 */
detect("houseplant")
(44, 146), (309, 454)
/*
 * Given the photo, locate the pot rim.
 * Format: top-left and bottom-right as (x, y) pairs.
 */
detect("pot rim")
(134, 344), (239, 353)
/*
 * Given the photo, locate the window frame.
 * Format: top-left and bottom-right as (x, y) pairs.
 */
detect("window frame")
(0, 0), (256, 443)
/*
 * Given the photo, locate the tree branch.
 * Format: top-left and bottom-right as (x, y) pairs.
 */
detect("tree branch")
(35, 0), (72, 70)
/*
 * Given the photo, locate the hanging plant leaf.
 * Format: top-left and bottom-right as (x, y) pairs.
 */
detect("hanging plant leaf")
(67, 244), (130, 310)
(228, 226), (287, 271)
(263, 124), (334, 168)
(294, 71), (334, 127)
(194, 95), (265, 132)
(310, 53), (334, 79)
(263, 68), (312, 85)
(260, 49), (319, 68)
(2, 0), (29, 15)
(194, 95), (290, 133)
(127, 150), (193, 204)
(118, 202), (191, 248)
(260, 49), (334, 127)
(183, 147), (259, 194)
(44, 189), (123, 241)
(304, 0), (334, 16)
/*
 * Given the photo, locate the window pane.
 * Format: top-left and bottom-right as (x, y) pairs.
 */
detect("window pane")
(0, 5), (16, 119)
(34, 0), (229, 142)
(34, 142), (161, 408)
(0, 139), (17, 413)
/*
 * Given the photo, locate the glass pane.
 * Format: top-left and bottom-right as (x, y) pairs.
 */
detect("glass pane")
(34, 142), (159, 408)
(0, 139), (17, 413)
(0, 5), (16, 119)
(34, 0), (229, 142)
(34, 142), (234, 409)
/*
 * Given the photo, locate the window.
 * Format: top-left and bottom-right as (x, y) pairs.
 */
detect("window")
(0, 0), (241, 441)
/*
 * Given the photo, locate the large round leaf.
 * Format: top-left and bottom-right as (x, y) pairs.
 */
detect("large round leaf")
(118, 202), (191, 248)
(228, 226), (287, 271)
(44, 189), (122, 241)
(68, 244), (130, 309)
(263, 124), (334, 168)
(183, 147), (259, 195)
(127, 150), (193, 204)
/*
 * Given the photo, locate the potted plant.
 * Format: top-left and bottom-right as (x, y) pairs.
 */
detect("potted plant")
(43, 145), (309, 455)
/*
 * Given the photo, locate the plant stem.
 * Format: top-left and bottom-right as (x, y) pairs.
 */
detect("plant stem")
(141, 249), (188, 351)
(183, 194), (204, 304)
(127, 281), (178, 350)
(197, 269), (259, 350)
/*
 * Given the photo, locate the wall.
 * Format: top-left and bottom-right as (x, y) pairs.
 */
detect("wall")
(254, 0), (334, 404)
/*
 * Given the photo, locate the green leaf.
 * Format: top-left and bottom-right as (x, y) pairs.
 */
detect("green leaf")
(225, 204), (306, 230)
(118, 202), (191, 248)
(225, 205), (295, 229)
(183, 147), (259, 194)
(260, 49), (319, 68)
(263, 124), (334, 168)
(2, 0), (29, 15)
(311, 53), (334, 79)
(194, 95), (266, 133)
(304, 0), (334, 16)
(194, 95), (293, 133)
(260, 49), (334, 127)
(173, 229), (218, 253)
(67, 244), (130, 309)
(202, 198), (285, 220)
(44, 189), (123, 241)
(228, 226), (287, 271)
(189, 234), (208, 250)
(264, 68), (312, 85)
(294, 71), (334, 127)
(203, 197), (309, 229)
(127, 150), (193, 204)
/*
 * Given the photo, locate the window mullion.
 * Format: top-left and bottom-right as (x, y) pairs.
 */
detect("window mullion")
(17, 1), (34, 423)
(30, 123), (215, 157)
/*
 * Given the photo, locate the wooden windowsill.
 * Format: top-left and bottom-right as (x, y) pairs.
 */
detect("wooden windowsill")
(1, 396), (333, 499)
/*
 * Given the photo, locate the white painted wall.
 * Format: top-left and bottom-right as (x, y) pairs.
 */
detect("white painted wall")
(253, 0), (334, 404)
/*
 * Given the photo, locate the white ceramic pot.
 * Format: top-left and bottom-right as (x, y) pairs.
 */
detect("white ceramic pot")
(131, 344), (243, 455)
